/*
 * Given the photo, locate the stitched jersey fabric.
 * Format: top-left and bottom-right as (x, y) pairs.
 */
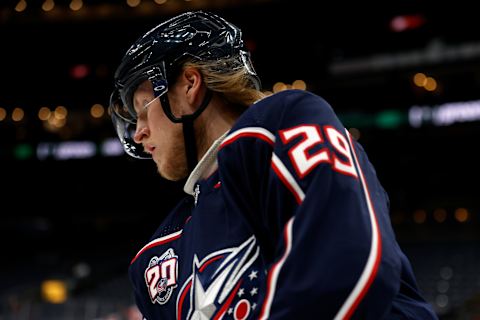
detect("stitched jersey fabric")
(128, 89), (438, 320)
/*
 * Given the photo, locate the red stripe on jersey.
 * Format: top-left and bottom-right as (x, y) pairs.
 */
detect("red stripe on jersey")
(334, 130), (382, 320)
(259, 217), (294, 320)
(271, 154), (305, 204)
(213, 280), (243, 320)
(220, 127), (275, 149)
(198, 255), (224, 272)
(177, 280), (192, 320)
(130, 230), (183, 265)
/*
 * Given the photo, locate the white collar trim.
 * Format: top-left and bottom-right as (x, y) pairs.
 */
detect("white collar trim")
(183, 131), (229, 195)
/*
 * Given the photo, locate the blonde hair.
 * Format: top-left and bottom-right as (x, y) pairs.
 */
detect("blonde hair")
(183, 57), (266, 107)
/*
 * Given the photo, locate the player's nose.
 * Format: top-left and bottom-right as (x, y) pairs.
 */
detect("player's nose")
(133, 122), (149, 144)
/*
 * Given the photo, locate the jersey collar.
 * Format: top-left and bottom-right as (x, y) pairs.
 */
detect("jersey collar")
(183, 130), (229, 195)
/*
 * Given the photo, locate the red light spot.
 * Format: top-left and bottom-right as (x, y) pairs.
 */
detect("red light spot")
(390, 14), (426, 32)
(70, 64), (90, 79)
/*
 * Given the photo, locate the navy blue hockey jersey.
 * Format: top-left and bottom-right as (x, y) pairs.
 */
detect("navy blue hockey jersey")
(128, 90), (438, 319)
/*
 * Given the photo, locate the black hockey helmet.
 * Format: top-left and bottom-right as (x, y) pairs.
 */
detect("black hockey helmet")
(109, 10), (260, 160)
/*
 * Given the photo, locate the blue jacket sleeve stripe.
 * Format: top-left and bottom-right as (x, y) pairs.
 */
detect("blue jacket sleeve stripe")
(334, 130), (383, 319)
(259, 216), (295, 320)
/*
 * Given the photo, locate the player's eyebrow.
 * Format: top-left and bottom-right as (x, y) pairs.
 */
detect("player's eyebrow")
(133, 94), (151, 114)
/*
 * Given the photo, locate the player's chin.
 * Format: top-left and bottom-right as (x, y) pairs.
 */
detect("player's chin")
(157, 161), (188, 181)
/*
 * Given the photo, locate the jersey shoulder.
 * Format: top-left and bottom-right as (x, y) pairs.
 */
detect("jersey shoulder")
(235, 89), (340, 132)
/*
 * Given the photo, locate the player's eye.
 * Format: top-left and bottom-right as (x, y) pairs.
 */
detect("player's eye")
(138, 95), (160, 119)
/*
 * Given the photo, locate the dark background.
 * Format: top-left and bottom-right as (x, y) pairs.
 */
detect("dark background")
(1, 0), (479, 319)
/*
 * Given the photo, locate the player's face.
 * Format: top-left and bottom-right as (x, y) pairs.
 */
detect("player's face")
(132, 80), (188, 181)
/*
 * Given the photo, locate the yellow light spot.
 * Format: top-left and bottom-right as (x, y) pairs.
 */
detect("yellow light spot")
(433, 208), (447, 223)
(12, 108), (24, 122)
(41, 280), (67, 304)
(413, 73), (427, 87)
(126, 0), (141, 7)
(48, 115), (66, 128)
(42, 0), (55, 11)
(413, 209), (427, 224)
(154, 0), (167, 3)
(90, 104), (105, 118)
(292, 80), (307, 90)
(454, 208), (469, 223)
(38, 107), (51, 121)
(424, 77), (437, 91)
(0, 108), (6, 121)
(54, 106), (67, 120)
(272, 82), (287, 93)
(15, 0), (27, 12)
(69, 0), (83, 11)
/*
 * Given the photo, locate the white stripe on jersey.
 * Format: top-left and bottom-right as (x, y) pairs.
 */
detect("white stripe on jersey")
(259, 216), (295, 320)
(131, 230), (183, 264)
(271, 154), (305, 204)
(334, 129), (381, 320)
(221, 127), (276, 147)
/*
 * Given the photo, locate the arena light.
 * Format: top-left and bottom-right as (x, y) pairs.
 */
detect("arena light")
(42, 0), (55, 11)
(413, 73), (427, 87)
(38, 107), (51, 121)
(433, 208), (447, 223)
(35, 139), (125, 160)
(330, 41), (480, 75)
(292, 80), (307, 90)
(70, 64), (90, 79)
(126, 0), (141, 7)
(101, 138), (124, 156)
(69, 0), (83, 11)
(375, 110), (405, 129)
(37, 141), (96, 160)
(390, 14), (425, 32)
(14, 144), (33, 160)
(14, 0), (27, 12)
(413, 209), (427, 224)
(454, 208), (469, 223)
(54, 141), (96, 160)
(90, 103), (105, 118)
(12, 107), (24, 122)
(409, 99), (480, 127)
(41, 279), (67, 304)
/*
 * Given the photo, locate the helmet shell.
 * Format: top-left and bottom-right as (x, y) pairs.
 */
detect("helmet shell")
(114, 10), (259, 97)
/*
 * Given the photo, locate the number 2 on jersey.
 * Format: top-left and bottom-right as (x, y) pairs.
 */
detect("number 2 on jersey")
(279, 125), (358, 179)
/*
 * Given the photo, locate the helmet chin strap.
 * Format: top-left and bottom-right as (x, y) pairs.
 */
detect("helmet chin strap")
(160, 90), (213, 174)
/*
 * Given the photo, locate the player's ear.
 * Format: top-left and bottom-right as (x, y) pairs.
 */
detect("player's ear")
(183, 67), (205, 107)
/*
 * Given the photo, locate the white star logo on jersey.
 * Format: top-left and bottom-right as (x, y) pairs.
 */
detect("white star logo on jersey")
(176, 236), (262, 320)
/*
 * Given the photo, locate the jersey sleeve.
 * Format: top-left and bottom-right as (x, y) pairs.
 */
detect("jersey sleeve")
(217, 90), (433, 319)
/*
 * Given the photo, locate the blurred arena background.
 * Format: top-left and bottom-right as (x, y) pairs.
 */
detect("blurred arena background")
(1, 0), (480, 319)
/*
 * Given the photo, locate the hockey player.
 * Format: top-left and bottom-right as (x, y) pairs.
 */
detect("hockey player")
(109, 10), (438, 320)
